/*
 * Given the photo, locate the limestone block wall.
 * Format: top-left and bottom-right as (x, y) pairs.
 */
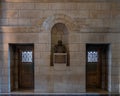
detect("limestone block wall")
(0, 0), (120, 93)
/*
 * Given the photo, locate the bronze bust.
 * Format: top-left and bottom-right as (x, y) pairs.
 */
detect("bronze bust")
(54, 40), (66, 53)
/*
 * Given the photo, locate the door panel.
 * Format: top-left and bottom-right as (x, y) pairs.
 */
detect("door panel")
(86, 49), (100, 88)
(18, 46), (34, 89)
(86, 44), (108, 90)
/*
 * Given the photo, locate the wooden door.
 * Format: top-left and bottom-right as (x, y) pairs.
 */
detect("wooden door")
(86, 44), (108, 89)
(18, 45), (34, 89)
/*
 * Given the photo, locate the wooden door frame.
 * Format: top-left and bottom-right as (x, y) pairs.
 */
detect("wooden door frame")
(86, 44), (109, 91)
(9, 44), (34, 91)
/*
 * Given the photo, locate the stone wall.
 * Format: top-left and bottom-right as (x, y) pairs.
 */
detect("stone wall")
(0, 0), (120, 93)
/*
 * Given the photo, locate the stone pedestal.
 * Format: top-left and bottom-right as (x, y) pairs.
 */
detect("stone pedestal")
(53, 53), (67, 70)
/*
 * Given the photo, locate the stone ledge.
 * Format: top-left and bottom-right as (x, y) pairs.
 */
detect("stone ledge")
(0, 26), (39, 33)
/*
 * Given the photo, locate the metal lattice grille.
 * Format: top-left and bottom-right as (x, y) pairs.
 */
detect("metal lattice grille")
(88, 51), (98, 63)
(22, 51), (32, 62)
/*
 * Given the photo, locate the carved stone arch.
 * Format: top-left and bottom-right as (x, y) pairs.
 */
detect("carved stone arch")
(42, 14), (76, 33)
(44, 14), (74, 66)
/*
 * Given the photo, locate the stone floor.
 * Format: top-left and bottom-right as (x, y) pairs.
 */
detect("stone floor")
(0, 94), (118, 96)
(0, 89), (119, 96)
(0, 93), (119, 96)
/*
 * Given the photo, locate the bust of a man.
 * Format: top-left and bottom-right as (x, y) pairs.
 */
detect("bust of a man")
(54, 40), (66, 53)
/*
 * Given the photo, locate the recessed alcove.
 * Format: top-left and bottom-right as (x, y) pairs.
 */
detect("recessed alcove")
(51, 23), (69, 66)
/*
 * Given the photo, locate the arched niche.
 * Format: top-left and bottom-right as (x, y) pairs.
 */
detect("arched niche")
(51, 23), (69, 66)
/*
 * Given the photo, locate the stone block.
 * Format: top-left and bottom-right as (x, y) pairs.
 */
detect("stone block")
(1, 0), (33, 3)
(4, 2), (34, 10)
(18, 19), (31, 26)
(54, 64), (67, 71)
(76, 10), (89, 18)
(77, 3), (90, 10)
(1, 85), (9, 93)
(80, 33), (106, 43)
(0, 51), (8, 60)
(35, 3), (50, 10)
(34, 51), (40, 59)
(34, 44), (39, 52)
(53, 74), (67, 92)
(38, 59), (50, 66)
(112, 51), (120, 59)
(111, 67), (119, 75)
(110, 28), (120, 33)
(50, 3), (65, 10)
(0, 19), (9, 26)
(40, 52), (50, 59)
(86, 19), (104, 27)
(65, 74), (85, 93)
(79, 43), (86, 51)
(111, 44), (120, 51)
(69, 44), (80, 52)
(106, 34), (120, 43)
(43, 10), (54, 17)
(39, 44), (51, 52)
(111, 83), (119, 93)
(103, 19), (111, 28)
(98, 3), (111, 10)
(1, 68), (8, 76)
(38, 66), (51, 75)
(111, 3), (120, 10)
(2, 77), (8, 84)
(31, 18), (45, 26)
(70, 66), (85, 75)
(0, 44), (8, 51)
(0, 26), (15, 32)
(3, 33), (39, 43)
(112, 10), (120, 19)
(70, 52), (81, 59)
(89, 10), (111, 19)
(35, 75), (50, 92)
(111, 19), (120, 28)
(70, 59), (85, 66)
(39, 33), (50, 43)
(65, 3), (78, 10)
(69, 33), (80, 43)
(19, 10), (42, 18)
(112, 61), (120, 67)
(77, 3), (110, 10)
(4, 10), (19, 19)
(8, 19), (18, 25)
